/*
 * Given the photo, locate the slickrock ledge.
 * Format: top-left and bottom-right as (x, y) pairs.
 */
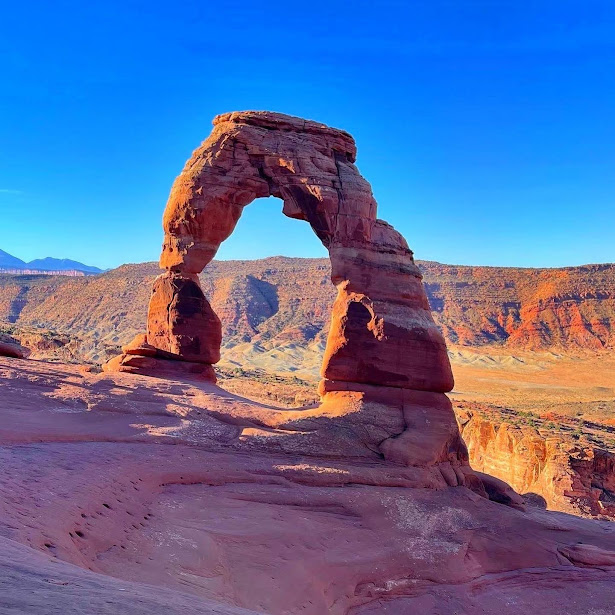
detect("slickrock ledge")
(3, 357), (615, 614)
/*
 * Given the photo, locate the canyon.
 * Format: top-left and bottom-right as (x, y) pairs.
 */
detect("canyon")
(1, 257), (613, 368)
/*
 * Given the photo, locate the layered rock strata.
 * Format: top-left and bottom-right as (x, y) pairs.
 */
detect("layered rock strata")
(458, 407), (615, 517)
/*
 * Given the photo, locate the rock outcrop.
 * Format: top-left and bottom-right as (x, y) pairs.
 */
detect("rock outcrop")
(3, 357), (615, 614)
(106, 112), (468, 480)
(458, 406), (615, 518)
(0, 339), (29, 359)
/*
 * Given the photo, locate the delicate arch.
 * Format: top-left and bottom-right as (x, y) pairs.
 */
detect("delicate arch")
(139, 111), (452, 394)
(110, 112), (451, 390)
(103, 111), (503, 482)
(159, 111), (375, 274)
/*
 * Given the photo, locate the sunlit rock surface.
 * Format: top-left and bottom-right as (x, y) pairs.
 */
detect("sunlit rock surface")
(3, 357), (615, 614)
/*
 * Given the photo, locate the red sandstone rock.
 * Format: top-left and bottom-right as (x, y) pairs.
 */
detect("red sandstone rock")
(3, 357), (615, 615)
(105, 111), (458, 473)
(321, 284), (453, 392)
(147, 272), (221, 363)
(0, 340), (30, 359)
(102, 352), (216, 382)
(559, 543), (615, 567)
(459, 407), (615, 517)
(153, 111), (451, 393)
(121, 333), (159, 356)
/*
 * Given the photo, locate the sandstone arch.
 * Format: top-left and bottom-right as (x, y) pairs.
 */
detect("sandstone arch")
(106, 111), (486, 479)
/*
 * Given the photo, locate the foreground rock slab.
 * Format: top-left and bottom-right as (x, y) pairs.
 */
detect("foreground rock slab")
(3, 357), (615, 614)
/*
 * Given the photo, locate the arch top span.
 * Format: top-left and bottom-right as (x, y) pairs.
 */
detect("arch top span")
(105, 111), (467, 472)
(160, 110), (398, 275)
(213, 111), (357, 162)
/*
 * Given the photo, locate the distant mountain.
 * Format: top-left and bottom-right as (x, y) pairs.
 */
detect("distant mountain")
(0, 250), (103, 274)
(0, 249), (26, 270)
(26, 257), (103, 274)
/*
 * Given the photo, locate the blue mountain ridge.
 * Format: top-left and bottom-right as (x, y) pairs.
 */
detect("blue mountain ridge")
(0, 249), (103, 273)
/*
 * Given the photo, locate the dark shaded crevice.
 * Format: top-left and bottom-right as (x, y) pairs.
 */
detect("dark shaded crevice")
(8, 285), (29, 323)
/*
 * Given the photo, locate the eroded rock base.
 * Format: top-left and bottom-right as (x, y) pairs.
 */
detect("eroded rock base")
(103, 335), (216, 382)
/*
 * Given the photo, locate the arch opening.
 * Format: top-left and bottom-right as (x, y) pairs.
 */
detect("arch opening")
(205, 195), (332, 384)
(214, 196), (328, 262)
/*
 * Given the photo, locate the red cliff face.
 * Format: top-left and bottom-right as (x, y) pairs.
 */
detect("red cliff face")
(422, 262), (615, 350)
(458, 405), (615, 518)
(2, 260), (614, 367)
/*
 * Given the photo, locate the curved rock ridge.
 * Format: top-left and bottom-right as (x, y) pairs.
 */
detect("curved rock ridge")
(0, 339), (30, 359)
(105, 111), (465, 476)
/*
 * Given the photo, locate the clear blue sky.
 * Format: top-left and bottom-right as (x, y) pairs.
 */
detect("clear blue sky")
(1, 0), (614, 269)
